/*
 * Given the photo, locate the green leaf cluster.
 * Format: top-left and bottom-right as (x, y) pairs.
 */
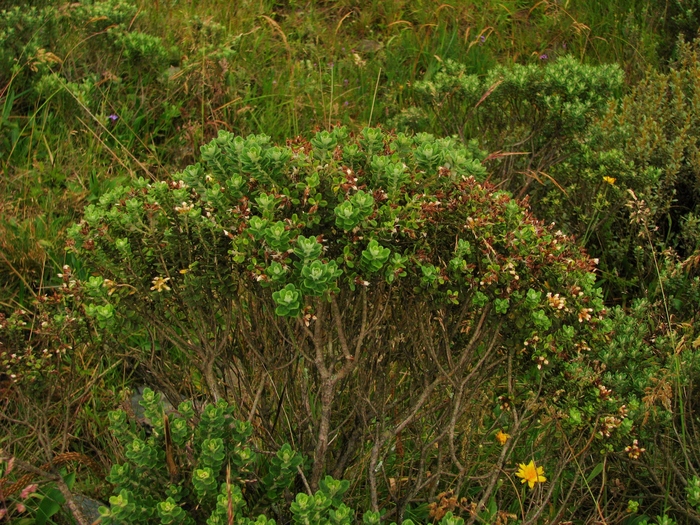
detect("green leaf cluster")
(99, 391), (302, 524)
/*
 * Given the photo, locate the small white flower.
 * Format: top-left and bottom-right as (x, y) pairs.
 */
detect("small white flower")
(174, 202), (194, 214)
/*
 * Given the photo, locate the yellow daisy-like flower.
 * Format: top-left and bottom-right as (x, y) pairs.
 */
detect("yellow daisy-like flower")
(515, 460), (546, 489)
(603, 176), (617, 186)
(495, 430), (510, 445)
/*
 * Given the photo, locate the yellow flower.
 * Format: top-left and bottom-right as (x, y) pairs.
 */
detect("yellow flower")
(603, 176), (616, 185)
(495, 430), (510, 445)
(150, 276), (171, 292)
(515, 460), (546, 489)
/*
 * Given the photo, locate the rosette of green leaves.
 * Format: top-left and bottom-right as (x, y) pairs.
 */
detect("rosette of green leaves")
(193, 467), (219, 500)
(272, 283), (302, 317)
(99, 489), (139, 525)
(319, 476), (351, 507)
(329, 504), (354, 525)
(294, 235), (323, 263)
(194, 404), (225, 444)
(139, 387), (165, 434)
(414, 139), (444, 174)
(334, 200), (363, 231)
(384, 159), (409, 198)
(231, 418), (253, 443)
(262, 443), (302, 500)
(232, 444), (256, 474)
(390, 133), (415, 156)
(361, 239), (391, 273)
(290, 477), (353, 525)
(255, 193), (278, 220)
(334, 190), (375, 231)
(359, 127), (385, 156)
(125, 437), (162, 469)
(299, 259), (342, 296)
(247, 216), (268, 240)
(206, 483), (246, 525)
(204, 132), (287, 190)
(311, 130), (338, 161)
(199, 438), (226, 473)
(342, 143), (365, 167)
(291, 492), (330, 525)
(83, 302), (115, 329)
(157, 497), (192, 525)
(264, 261), (288, 285)
(264, 220), (292, 252)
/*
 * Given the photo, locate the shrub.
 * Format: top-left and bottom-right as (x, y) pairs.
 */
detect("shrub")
(404, 49), (700, 300)
(99, 390), (302, 525)
(0, 267), (117, 525)
(68, 127), (623, 520)
(549, 36), (700, 299)
(409, 56), (623, 192)
(603, 37), (700, 257)
(99, 388), (478, 525)
(397, 56), (649, 299)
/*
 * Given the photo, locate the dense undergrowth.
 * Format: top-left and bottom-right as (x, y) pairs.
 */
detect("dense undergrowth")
(2, 0), (700, 524)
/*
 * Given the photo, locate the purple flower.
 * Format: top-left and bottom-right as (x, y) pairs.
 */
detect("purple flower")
(344, 101), (349, 107)
(480, 35), (486, 43)
(343, 78), (349, 86)
(539, 54), (548, 60)
(108, 114), (119, 122)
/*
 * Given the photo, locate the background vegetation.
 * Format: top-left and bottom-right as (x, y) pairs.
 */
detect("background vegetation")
(2, 0), (700, 524)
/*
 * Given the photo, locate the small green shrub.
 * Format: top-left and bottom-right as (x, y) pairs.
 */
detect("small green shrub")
(65, 127), (628, 520)
(0, 265), (92, 387)
(99, 390), (304, 524)
(409, 55), (623, 190)
(600, 258), (700, 522)
(550, 35), (700, 298)
(604, 37), (700, 256)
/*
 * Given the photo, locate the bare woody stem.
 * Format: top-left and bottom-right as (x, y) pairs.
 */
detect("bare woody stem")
(307, 290), (369, 490)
